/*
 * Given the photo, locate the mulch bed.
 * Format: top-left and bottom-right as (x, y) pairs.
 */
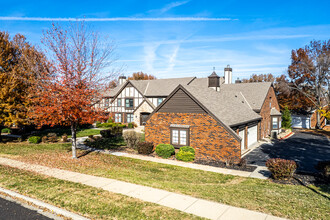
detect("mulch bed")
(271, 172), (329, 186)
(194, 159), (257, 172)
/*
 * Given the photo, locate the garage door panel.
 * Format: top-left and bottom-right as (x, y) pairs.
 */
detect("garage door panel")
(248, 125), (258, 148)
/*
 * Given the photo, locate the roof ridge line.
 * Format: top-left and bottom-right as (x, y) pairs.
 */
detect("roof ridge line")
(239, 91), (253, 109)
(143, 82), (150, 95)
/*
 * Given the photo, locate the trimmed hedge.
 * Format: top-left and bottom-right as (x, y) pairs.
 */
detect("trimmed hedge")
(179, 146), (195, 154)
(28, 136), (41, 144)
(266, 158), (297, 180)
(176, 146), (195, 162)
(155, 144), (175, 158)
(137, 142), (154, 155)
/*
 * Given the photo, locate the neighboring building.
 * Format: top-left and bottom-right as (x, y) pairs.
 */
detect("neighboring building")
(292, 108), (330, 129)
(144, 69), (282, 163)
(99, 76), (196, 125)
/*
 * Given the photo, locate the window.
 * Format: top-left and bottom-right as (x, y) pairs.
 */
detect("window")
(115, 113), (122, 123)
(104, 98), (109, 107)
(157, 98), (163, 106)
(171, 128), (189, 146)
(127, 113), (134, 123)
(125, 98), (134, 109)
(272, 117), (278, 129)
(117, 99), (121, 107)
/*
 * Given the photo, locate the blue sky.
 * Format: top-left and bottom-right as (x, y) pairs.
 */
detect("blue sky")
(0, 0), (329, 80)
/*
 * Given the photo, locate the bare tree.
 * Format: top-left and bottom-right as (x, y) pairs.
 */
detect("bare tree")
(288, 40), (330, 128)
(31, 21), (119, 158)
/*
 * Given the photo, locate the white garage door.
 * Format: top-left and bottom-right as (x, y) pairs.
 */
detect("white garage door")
(292, 115), (310, 129)
(239, 130), (245, 151)
(248, 125), (258, 148)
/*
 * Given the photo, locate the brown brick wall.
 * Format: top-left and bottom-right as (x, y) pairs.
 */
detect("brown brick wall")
(259, 87), (281, 138)
(145, 112), (241, 162)
(311, 110), (330, 129)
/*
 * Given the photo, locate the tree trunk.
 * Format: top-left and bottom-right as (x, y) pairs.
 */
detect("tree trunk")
(316, 110), (321, 129)
(71, 123), (77, 159)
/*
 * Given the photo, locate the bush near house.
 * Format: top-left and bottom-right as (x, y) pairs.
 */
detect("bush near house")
(100, 126), (123, 138)
(155, 144), (175, 159)
(137, 142), (154, 155)
(266, 158), (297, 180)
(123, 131), (140, 149)
(176, 146), (195, 162)
(28, 136), (41, 144)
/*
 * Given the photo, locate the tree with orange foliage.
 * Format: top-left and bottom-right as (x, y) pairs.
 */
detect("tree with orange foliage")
(0, 32), (49, 141)
(128, 72), (156, 80)
(30, 21), (117, 158)
(108, 72), (156, 88)
(288, 40), (329, 128)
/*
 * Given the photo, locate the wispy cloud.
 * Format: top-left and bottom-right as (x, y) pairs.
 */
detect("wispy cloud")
(121, 34), (312, 47)
(148, 1), (190, 14)
(0, 16), (236, 22)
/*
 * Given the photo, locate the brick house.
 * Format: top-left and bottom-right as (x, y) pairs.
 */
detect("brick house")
(145, 71), (282, 163)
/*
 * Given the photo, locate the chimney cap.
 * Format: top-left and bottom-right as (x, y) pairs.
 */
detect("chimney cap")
(224, 64), (232, 71)
(119, 75), (126, 79)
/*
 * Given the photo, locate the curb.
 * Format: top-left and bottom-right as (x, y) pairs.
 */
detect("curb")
(279, 132), (294, 141)
(0, 187), (89, 220)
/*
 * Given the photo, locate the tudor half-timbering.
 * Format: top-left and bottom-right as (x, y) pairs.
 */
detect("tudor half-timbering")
(100, 76), (196, 126)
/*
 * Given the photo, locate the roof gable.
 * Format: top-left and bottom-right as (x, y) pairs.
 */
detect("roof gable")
(158, 89), (206, 114)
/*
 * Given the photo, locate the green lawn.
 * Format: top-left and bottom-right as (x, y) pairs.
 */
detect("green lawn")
(0, 165), (200, 220)
(0, 143), (329, 220)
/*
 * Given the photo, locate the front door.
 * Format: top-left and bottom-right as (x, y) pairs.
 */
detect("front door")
(140, 113), (150, 126)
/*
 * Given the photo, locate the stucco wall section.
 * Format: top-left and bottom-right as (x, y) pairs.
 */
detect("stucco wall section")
(134, 101), (154, 126)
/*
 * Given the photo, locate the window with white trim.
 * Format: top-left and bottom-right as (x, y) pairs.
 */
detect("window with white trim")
(115, 113), (122, 123)
(126, 113), (134, 123)
(104, 98), (109, 107)
(125, 98), (134, 109)
(272, 117), (278, 129)
(117, 98), (121, 107)
(171, 128), (189, 146)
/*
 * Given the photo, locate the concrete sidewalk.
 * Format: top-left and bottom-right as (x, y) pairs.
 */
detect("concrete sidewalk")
(0, 157), (285, 220)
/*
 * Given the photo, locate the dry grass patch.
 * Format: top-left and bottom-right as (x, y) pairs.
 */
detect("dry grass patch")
(0, 143), (329, 220)
(0, 165), (201, 220)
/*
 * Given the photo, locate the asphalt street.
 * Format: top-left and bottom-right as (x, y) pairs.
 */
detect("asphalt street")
(0, 196), (52, 220)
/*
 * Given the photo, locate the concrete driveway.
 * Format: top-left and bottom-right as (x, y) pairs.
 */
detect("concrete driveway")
(244, 131), (330, 173)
